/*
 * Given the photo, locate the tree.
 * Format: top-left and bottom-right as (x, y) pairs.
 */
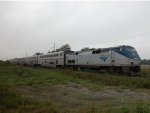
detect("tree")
(56, 44), (71, 52)
(81, 47), (96, 51)
(141, 59), (150, 65)
(34, 52), (43, 56)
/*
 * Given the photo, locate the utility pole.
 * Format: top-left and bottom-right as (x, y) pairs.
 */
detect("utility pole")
(26, 52), (27, 58)
(54, 43), (55, 51)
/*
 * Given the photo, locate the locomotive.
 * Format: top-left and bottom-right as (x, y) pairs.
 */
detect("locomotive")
(9, 45), (141, 73)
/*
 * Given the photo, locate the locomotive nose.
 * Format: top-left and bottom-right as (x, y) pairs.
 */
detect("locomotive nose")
(130, 59), (140, 66)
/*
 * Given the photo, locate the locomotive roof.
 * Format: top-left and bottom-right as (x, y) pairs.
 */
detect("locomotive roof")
(99, 45), (134, 50)
(67, 45), (136, 56)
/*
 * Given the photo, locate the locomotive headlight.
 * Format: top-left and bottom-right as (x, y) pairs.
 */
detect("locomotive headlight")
(131, 62), (134, 65)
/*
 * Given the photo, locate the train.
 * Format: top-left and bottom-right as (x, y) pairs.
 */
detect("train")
(9, 45), (141, 74)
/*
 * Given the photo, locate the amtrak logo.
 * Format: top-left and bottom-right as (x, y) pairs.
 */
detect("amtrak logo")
(99, 56), (109, 62)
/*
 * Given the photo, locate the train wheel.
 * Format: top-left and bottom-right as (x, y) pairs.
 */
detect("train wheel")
(108, 67), (115, 74)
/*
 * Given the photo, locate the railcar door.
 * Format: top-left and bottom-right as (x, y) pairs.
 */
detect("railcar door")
(111, 51), (115, 66)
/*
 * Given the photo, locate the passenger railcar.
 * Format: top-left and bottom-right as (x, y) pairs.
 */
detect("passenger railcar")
(9, 58), (19, 64)
(24, 56), (37, 66)
(39, 51), (65, 68)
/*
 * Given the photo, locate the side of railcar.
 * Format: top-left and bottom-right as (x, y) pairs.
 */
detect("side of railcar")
(66, 46), (141, 73)
(18, 58), (26, 65)
(25, 56), (37, 66)
(39, 51), (65, 68)
(9, 58), (19, 64)
(66, 50), (113, 70)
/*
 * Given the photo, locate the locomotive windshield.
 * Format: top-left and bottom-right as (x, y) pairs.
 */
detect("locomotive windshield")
(111, 46), (141, 60)
(122, 46), (141, 60)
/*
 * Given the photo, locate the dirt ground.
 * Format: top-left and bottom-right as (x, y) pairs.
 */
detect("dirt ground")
(17, 82), (150, 112)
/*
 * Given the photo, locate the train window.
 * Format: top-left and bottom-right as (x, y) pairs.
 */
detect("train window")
(92, 50), (101, 54)
(54, 54), (58, 57)
(72, 60), (75, 63)
(60, 53), (62, 56)
(45, 61), (47, 64)
(68, 60), (71, 63)
(49, 62), (54, 64)
(68, 60), (75, 63)
(92, 51), (95, 54)
(101, 50), (109, 53)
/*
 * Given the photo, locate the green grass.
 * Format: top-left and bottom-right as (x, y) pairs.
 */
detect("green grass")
(70, 70), (150, 89)
(69, 102), (150, 113)
(0, 65), (149, 89)
(0, 84), (59, 113)
(141, 65), (150, 77)
(0, 61), (150, 113)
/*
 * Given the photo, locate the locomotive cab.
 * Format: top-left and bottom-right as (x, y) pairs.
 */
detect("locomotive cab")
(112, 46), (141, 72)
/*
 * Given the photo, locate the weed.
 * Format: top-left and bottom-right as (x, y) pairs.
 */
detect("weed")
(122, 107), (129, 113)
(136, 102), (150, 113)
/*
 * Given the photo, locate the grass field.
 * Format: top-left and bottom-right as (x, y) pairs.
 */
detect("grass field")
(0, 61), (150, 113)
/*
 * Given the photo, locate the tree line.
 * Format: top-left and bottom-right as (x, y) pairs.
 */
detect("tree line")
(140, 59), (150, 65)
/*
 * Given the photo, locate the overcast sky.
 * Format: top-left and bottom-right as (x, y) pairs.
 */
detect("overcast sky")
(0, 1), (150, 60)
